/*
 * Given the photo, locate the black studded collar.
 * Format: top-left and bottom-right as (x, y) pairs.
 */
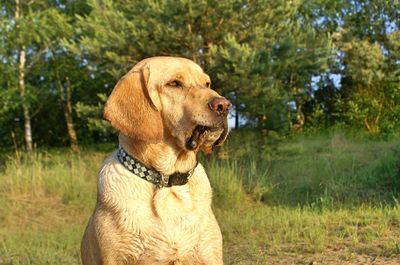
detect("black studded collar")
(117, 145), (195, 188)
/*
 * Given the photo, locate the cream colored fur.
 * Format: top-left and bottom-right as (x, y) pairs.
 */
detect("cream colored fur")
(81, 57), (228, 265)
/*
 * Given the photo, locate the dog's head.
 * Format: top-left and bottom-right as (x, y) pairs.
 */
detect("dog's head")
(104, 56), (231, 153)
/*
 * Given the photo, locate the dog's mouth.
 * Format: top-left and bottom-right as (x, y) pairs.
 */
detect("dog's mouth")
(186, 121), (229, 153)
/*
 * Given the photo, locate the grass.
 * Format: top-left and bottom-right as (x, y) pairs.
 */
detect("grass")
(1, 131), (400, 264)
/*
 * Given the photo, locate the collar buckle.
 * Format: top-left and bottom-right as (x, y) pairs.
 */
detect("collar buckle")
(159, 174), (169, 189)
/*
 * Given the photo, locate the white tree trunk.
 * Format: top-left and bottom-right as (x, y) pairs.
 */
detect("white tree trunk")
(16, 0), (33, 154)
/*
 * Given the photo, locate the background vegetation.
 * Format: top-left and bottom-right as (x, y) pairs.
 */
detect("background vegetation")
(1, 0), (400, 264)
(1, 0), (399, 151)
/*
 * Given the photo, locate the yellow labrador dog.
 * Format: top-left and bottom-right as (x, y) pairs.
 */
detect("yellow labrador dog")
(81, 56), (231, 265)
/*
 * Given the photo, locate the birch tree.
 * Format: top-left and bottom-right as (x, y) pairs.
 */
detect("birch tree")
(0, 0), (71, 153)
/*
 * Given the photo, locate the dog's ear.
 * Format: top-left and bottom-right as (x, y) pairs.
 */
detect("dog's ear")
(103, 68), (163, 143)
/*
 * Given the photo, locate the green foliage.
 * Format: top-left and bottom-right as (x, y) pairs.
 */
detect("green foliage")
(331, 35), (400, 135)
(75, 93), (115, 138)
(209, 1), (333, 131)
(0, 0), (400, 147)
(0, 1), (78, 148)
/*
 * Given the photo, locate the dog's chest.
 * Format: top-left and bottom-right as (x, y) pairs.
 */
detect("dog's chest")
(128, 187), (209, 263)
(99, 159), (213, 263)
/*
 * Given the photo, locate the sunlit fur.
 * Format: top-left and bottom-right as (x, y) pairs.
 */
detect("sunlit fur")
(81, 57), (229, 265)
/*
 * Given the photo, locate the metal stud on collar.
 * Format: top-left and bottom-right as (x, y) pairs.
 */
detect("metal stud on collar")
(117, 145), (193, 188)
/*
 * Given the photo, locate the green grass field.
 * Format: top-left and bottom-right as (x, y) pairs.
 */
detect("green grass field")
(1, 131), (400, 264)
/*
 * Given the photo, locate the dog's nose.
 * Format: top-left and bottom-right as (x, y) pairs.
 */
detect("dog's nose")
(208, 97), (232, 115)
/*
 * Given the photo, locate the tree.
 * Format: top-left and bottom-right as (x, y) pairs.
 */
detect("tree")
(329, 0), (400, 134)
(296, 0), (400, 133)
(69, 0), (252, 131)
(211, 0), (332, 131)
(49, 52), (81, 151)
(2, 0), (398, 149)
(0, 0), (72, 152)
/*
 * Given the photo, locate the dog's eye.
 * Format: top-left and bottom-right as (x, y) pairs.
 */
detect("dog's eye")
(205, 81), (210, 88)
(167, 80), (182, 88)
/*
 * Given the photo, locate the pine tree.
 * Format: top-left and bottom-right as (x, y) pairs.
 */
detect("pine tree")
(211, 0), (332, 131)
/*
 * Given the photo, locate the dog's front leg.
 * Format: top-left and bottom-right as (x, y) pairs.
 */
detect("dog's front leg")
(197, 212), (224, 265)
